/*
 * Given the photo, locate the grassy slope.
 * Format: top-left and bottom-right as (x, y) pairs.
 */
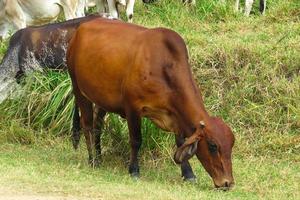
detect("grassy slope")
(0, 0), (299, 199)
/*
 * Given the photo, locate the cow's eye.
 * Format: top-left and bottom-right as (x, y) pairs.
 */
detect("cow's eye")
(207, 141), (218, 154)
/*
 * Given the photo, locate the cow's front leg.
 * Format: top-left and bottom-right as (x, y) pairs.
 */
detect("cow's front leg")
(5, 0), (26, 30)
(259, 0), (266, 15)
(0, 20), (11, 40)
(126, 0), (135, 23)
(59, 1), (77, 20)
(235, 0), (240, 12)
(244, 0), (254, 16)
(107, 0), (119, 19)
(126, 110), (142, 178)
(175, 135), (196, 182)
(97, 0), (108, 13)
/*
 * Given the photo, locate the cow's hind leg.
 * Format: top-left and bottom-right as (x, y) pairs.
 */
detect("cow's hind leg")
(176, 135), (196, 182)
(126, 110), (142, 178)
(93, 106), (107, 167)
(75, 93), (96, 166)
(72, 105), (81, 150)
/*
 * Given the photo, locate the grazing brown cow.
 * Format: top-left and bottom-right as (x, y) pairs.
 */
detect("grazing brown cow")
(67, 18), (235, 189)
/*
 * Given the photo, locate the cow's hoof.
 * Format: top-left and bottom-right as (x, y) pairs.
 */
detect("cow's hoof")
(183, 176), (197, 183)
(88, 158), (101, 168)
(130, 172), (140, 180)
(93, 159), (101, 168)
(72, 131), (80, 150)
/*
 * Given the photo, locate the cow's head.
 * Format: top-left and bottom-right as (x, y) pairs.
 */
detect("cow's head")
(174, 117), (235, 190)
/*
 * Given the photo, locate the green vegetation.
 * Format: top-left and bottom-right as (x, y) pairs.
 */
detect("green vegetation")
(0, 0), (299, 199)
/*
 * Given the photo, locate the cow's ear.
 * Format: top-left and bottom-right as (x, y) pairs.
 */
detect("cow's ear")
(174, 140), (198, 164)
(173, 128), (204, 164)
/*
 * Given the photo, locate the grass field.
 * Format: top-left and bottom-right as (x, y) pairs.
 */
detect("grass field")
(0, 0), (299, 199)
(0, 140), (299, 200)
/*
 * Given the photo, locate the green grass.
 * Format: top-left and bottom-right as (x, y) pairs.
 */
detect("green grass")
(0, 140), (299, 200)
(0, 0), (299, 199)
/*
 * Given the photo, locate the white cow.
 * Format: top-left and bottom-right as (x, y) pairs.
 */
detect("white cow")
(235, 0), (266, 16)
(0, 0), (83, 39)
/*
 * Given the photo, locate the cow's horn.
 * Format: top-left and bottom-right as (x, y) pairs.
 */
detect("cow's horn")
(199, 121), (205, 128)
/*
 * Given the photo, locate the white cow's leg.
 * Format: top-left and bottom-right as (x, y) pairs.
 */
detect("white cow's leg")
(0, 5), (10, 39)
(118, 0), (126, 6)
(0, 21), (10, 40)
(244, 0), (254, 16)
(107, 0), (119, 19)
(183, 0), (196, 5)
(76, 0), (86, 17)
(126, 0), (135, 23)
(4, 0), (26, 29)
(260, 0), (266, 15)
(59, 0), (77, 20)
(235, 0), (240, 12)
(96, 0), (108, 13)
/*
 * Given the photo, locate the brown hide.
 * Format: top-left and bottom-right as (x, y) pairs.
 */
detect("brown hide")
(67, 18), (235, 189)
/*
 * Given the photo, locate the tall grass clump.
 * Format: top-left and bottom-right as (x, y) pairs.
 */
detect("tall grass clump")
(0, 70), (74, 135)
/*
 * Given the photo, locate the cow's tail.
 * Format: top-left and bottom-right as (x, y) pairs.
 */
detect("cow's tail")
(0, 29), (23, 102)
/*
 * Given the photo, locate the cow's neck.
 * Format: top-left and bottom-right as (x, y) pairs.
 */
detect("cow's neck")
(171, 87), (211, 138)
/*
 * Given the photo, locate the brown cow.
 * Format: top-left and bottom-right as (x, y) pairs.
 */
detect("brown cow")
(67, 18), (235, 189)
